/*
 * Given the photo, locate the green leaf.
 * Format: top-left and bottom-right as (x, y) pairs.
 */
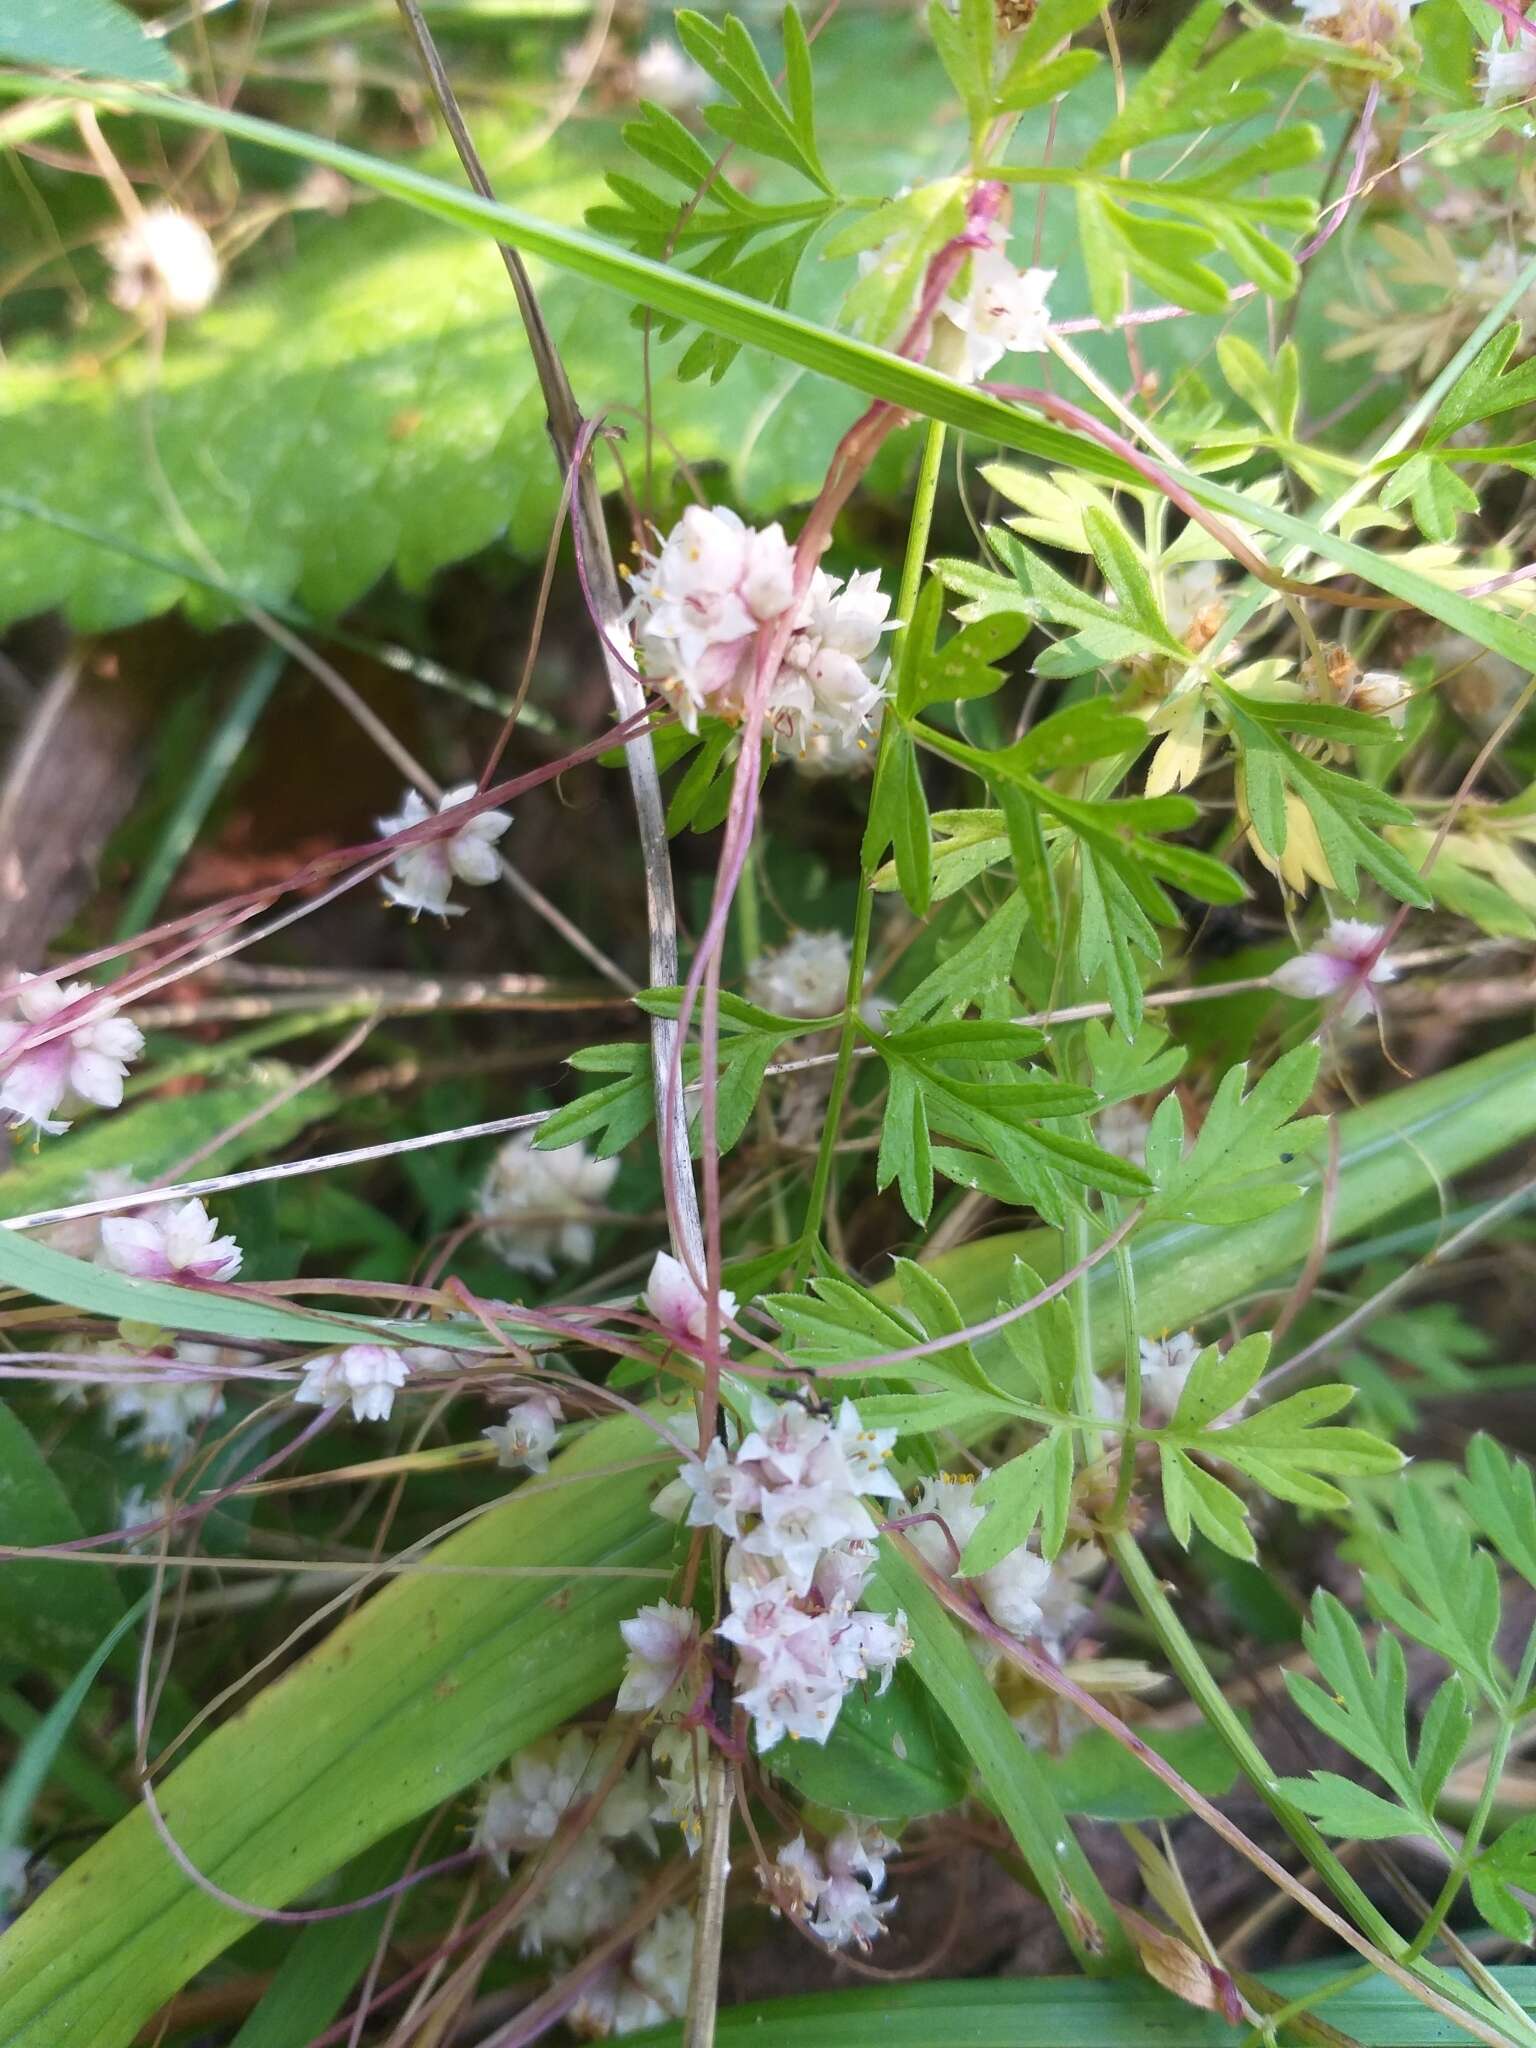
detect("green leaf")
(963, 1429), (1073, 1568)
(877, 1064), (935, 1225)
(1363, 1483), (1507, 1707)
(0, 1594), (147, 1869)
(1270, 1772), (1417, 1841)
(1050, 1722), (1242, 1822)
(1142, 1045), (1325, 1226)
(1430, 323), (1536, 440)
(1168, 1334), (1271, 1433)
(1470, 1818), (1536, 1946)
(1459, 1435), (1536, 1592)
(0, 0), (176, 81)
(765, 1663), (969, 1820)
(868, 1548), (1130, 1969)
(0, 1402), (127, 1678)
(894, 574), (945, 719)
(677, 8), (833, 193)
(230, 1833), (414, 2048)
(1159, 1448), (1256, 1562)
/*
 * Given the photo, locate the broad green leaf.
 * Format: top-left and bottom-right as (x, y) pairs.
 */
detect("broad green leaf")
(1049, 1723), (1241, 1822)
(0, 1402), (127, 1678)
(1142, 1044), (1325, 1226)
(765, 1664), (969, 1820)
(1270, 1772), (1416, 1841)
(0, 0), (176, 82)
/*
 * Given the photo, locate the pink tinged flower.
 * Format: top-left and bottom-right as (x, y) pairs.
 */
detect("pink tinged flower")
(741, 1483), (877, 1596)
(1271, 918), (1396, 1024)
(830, 1608), (909, 1693)
(617, 1599), (699, 1712)
(773, 1835), (826, 1914)
(1484, 42), (1536, 106)
(100, 1198), (242, 1285)
(717, 1573), (805, 1658)
(826, 1822), (896, 1894)
(377, 785), (511, 920)
(680, 1438), (762, 1537)
(295, 1343), (411, 1423)
(737, 1658), (846, 1750)
(932, 229), (1055, 382)
(812, 1873), (895, 1950)
(483, 1390), (564, 1474)
(643, 1251), (738, 1346)
(811, 1537), (876, 1610)
(736, 1395), (835, 1487)
(0, 976), (144, 1137)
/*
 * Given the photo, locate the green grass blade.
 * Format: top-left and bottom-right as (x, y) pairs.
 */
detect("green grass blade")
(0, 1594), (148, 1867)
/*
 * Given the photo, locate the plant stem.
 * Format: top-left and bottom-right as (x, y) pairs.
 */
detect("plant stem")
(794, 415), (947, 1273)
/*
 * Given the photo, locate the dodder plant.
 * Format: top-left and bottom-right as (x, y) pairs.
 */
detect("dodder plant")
(1, 0), (1536, 2043)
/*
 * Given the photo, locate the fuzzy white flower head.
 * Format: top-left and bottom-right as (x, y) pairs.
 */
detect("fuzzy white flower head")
(473, 1730), (596, 1871)
(628, 505), (795, 730)
(483, 1389), (564, 1474)
(39, 1167), (145, 1263)
(746, 930), (852, 1021)
(1138, 1329), (1201, 1424)
(1351, 669), (1412, 729)
(100, 1198), (241, 1285)
(377, 784), (510, 920)
(295, 1342), (411, 1423)
(617, 1598), (699, 1712)
(106, 204), (221, 318)
(477, 1133), (617, 1278)
(643, 1251), (738, 1347)
(931, 227), (1054, 383)
(103, 1344), (229, 1452)
(1484, 39), (1536, 106)
(630, 1907), (696, 2018)
(0, 977), (144, 1138)
(1271, 917), (1396, 1024)
(680, 1437), (763, 1538)
(769, 568), (893, 757)
(632, 38), (711, 107)
(519, 1835), (640, 1955)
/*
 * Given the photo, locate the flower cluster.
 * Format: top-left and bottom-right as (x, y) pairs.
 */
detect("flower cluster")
(625, 1395), (910, 1754)
(773, 1823), (897, 1950)
(377, 784), (511, 919)
(101, 1198), (242, 1286)
(100, 1343), (233, 1452)
(472, 1730), (695, 2030)
(626, 505), (892, 756)
(106, 205), (221, 319)
(477, 1132), (617, 1277)
(1292, 0), (1419, 42)
(908, 1472), (1096, 1651)
(746, 930), (854, 1021)
(1137, 1330), (1201, 1425)
(484, 1388), (564, 1474)
(1271, 918), (1396, 1024)
(0, 977), (143, 1139)
(295, 1340), (450, 1423)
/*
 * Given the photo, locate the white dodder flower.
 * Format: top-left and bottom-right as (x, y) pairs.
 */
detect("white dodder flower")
(907, 1473), (1097, 1651)
(643, 1251), (737, 1347)
(772, 1825), (898, 1951)
(477, 1133), (617, 1277)
(628, 504), (795, 731)
(106, 204), (220, 317)
(1350, 669), (1412, 728)
(617, 1600), (699, 1712)
(100, 1198), (241, 1285)
(931, 224), (1054, 383)
(631, 38), (710, 106)
(1271, 918), (1396, 1024)
(746, 930), (852, 1020)
(1483, 39), (1536, 106)
(103, 1342), (231, 1451)
(769, 568), (893, 757)
(294, 1342), (442, 1423)
(1137, 1330), (1201, 1424)
(377, 785), (510, 919)
(0, 977), (143, 1138)
(483, 1389), (564, 1474)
